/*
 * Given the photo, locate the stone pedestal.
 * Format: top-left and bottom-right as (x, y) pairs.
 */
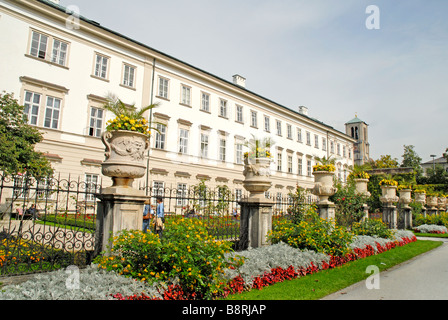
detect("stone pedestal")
(237, 198), (273, 251)
(317, 203), (336, 221)
(399, 207), (412, 229)
(382, 205), (398, 229)
(94, 186), (147, 256)
(361, 204), (369, 222)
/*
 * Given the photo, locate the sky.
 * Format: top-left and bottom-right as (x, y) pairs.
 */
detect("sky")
(59, 0), (448, 164)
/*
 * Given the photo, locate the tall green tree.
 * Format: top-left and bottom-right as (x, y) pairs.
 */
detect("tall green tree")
(400, 145), (423, 178)
(0, 92), (53, 178)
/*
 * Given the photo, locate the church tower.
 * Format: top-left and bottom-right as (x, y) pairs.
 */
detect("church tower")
(345, 115), (370, 166)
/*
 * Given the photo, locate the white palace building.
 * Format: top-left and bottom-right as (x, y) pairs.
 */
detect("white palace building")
(0, 0), (360, 201)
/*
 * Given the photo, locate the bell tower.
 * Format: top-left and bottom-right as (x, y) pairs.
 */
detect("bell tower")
(345, 114), (370, 166)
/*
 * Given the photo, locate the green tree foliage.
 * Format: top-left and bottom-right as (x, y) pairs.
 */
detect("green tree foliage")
(400, 145), (422, 178)
(372, 155), (399, 168)
(0, 92), (53, 178)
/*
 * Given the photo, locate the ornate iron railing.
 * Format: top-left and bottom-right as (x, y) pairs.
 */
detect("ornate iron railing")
(0, 173), (101, 276)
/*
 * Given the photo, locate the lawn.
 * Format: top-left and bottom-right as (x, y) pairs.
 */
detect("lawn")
(225, 240), (442, 300)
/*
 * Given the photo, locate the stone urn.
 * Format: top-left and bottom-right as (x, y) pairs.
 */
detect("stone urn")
(354, 178), (371, 197)
(312, 171), (337, 205)
(379, 186), (399, 206)
(414, 192), (426, 206)
(101, 130), (150, 188)
(398, 188), (412, 208)
(243, 157), (272, 199)
(426, 195), (438, 211)
(438, 197), (447, 212)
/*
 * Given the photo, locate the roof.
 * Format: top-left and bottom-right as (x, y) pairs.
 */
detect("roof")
(345, 115), (368, 125)
(34, 0), (353, 139)
(421, 157), (448, 165)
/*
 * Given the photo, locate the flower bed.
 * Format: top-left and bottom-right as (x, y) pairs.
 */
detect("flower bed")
(114, 230), (417, 300)
(413, 224), (448, 234)
(0, 231), (417, 300)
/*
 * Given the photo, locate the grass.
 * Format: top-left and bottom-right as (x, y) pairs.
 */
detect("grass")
(225, 240), (443, 300)
(413, 232), (448, 238)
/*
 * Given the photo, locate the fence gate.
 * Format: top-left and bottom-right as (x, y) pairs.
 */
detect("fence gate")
(0, 173), (101, 277)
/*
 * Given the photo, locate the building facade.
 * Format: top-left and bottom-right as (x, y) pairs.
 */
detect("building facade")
(0, 0), (356, 205)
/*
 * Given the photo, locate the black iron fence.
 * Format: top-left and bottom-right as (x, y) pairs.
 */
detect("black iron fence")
(0, 172), (316, 276)
(0, 173), (101, 277)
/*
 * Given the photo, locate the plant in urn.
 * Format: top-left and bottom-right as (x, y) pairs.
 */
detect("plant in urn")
(379, 178), (399, 205)
(312, 156), (337, 205)
(242, 135), (273, 199)
(101, 95), (158, 188)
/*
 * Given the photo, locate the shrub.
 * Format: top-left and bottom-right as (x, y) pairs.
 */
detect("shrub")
(351, 219), (393, 239)
(414, 224), (448, 234)
(286, 185), (318, 224)
(94, 217), (237, 299)
(331, 181), (369, 228)
(267, 213), (354, 257)
(414, 212), (448, 229)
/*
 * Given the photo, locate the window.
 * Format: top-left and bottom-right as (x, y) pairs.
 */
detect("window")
(201, 92), (210, 112)
(297, 128), (302, 142)
(298, 157), (303, 175)
(122, 64), (136, 88)
(276, 120), (282, 136)
(94, 53), (109, 79)
(314, 135), (319, 148)
(219, 99), (227, 118)
(337, 143), (341, 155)
(235, 189), (242, 206)
(29, 31), (69, 67)
(250, 111), (257, 128)
(330, 141), (335, 154)
(306, 132), (311, 145)
(44, 96), (61, 129)
(179, 129), (189, 154)
(181, 85), (191, 106)
(236, 105), (243, 123)
(154, 123), (166, 149)
(30, 31), (48, 59)
(152, 181), (165, 204)
(176, 183), (188, 206)
(235, 143), (243, 164)
(343, 145), (347, 158)
(277, 152), (282, 172)
(200, 133), (209, 158)
(287, 124), (292, 139)
(264, 116), (270, 132)
(89, 107), (104, 137)
(307, 159), (312, 177)
(219, 138), (226, 161)
(85, 174), (99, 201)
(20, 77), (67, 129)
(23, 91), (41, 125)
(51, 39), (68, 66)
(158, 77), (169, 99)
(288, 155), (293, 173)
(322, 137), (327, 151)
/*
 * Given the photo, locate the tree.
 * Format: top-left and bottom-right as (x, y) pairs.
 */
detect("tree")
(0, 92), (53, 178)
(400, 145), (423, 177)
(372, 155), (399, 168)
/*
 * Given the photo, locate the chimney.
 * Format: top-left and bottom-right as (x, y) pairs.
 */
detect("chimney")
(232, 74), (246, 88)
(298, 106), (308, 116)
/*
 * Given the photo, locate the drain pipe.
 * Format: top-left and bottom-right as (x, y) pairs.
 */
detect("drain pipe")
(145, 57), (156, 196)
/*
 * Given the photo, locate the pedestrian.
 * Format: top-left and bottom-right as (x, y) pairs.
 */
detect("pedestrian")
(232, 208), (238, 220)
(142, 199), (154, 233)
(154, 196), (165, 238)
(26, 204), (39, 220)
